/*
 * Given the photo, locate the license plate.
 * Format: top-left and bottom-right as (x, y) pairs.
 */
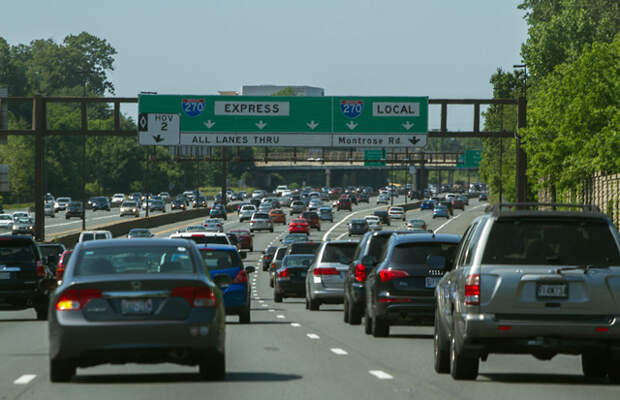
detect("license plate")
(536, 283), (568, 299)
(425, 277), (441, 289)
(0, 272), (10, 280)
(121, 298), (153, 315)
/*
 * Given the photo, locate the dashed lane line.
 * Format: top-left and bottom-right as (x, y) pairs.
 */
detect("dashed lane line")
(276, 314), (286, 319)
(306, 333), (320, 340)
(14, 374), (36, 385)
(330, 348), (348, 355)
(290, 323), (301, 327)
(368, 370), (393, 380)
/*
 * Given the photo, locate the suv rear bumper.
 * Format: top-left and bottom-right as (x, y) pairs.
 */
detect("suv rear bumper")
(0, 289), (46, 310)
(460, 312), (620, 356)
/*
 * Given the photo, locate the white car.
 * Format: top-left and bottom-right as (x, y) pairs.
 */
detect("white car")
(120, 201), (140, 217)
(110, 193), (126, 207)
(169, 232), (231, 245)
(12, 211), (30, 221)
(0, 214), (13, 231)
(203, 218), (224, 232)
(54, 197), (72, 212)
(275, 185), (288, 196)
(79, 230), (112, 242)
(44, 202), (56, 217)
(388, 206), (405, 220)
(239, 205), (257, 222)
(250, 212), (273, 233)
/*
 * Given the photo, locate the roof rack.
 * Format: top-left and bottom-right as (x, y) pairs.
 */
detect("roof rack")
(485, 202), (601, 215)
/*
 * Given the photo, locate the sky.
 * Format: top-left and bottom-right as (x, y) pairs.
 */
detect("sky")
(3, 0), (528, 129)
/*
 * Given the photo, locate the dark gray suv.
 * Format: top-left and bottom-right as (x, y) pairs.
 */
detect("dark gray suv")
(434, 203), (620, 382)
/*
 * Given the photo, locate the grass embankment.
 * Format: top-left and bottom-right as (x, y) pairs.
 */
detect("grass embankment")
(198, 186), (258, 197)
(2, 201), (34, 211)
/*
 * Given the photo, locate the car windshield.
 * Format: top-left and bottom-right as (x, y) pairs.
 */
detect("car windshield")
(199, 249), (241, 270)
(390, 242), (458, 268)
(73, 245), (195, 275)
(129, 230), (151, 237)
(179, 235), (228, 245)
(123, 201), (136, 207)
(482, 219), (620, 266)
(320, 243), (358, 263)
(0, 242), (36, 263)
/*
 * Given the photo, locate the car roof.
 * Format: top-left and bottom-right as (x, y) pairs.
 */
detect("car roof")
(78, 238), (187, 249)
(484, 203), (605, 219)
(171, 232), (226, 237)
(195, 244), (238, 251)
(390, 233), (461, 244)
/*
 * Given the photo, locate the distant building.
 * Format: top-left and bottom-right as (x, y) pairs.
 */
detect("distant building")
(241, 85), (324, 97)
(218, 91), (239, 96)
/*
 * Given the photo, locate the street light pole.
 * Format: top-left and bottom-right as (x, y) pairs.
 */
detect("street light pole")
(513, 63), (528, 202)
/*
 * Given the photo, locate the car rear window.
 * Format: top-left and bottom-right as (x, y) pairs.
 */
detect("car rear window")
(200, 249), (241, 270)
(290, 242), (321, 255)
(482, 219), (620, 266)
(253, 213), (269, 219)
(95, 233), (109, 240)
(283, 255), (315, 267)
(367, 235), (391, 258)
(0, 241), (37, 263)
(186, 236), (229, 245)
(320, 243), (358, 263)
(389, 242), (458, 268)
(39, 245), (64, 258)
(275, 247), (288, 260)
(73, 246), (195, 275)
(81, 233), (95, 241)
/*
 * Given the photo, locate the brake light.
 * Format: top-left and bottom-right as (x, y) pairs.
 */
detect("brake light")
(313, 267), (339, 275)
(379, 297), (411, 303)
(354, 263), (366, 282)
(56, 264), (65, 280)
(171, 286), (216, 308)
(464, 274), (480, 305)
(595, 327), (609, 333)
(379, 269), (410, 282)
(55, 289), (102, 311)
(232, 269), (248, 284)
(36, 261), (45, 278)
(277, 268), (290, 278)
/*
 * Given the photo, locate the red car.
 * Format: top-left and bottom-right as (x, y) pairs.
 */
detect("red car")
(56, 249), (73, 281)
(301, 211), (321, 231)
(337, 197), (352, 211)
(269, 209), (287, 224)
(229, 229), (253, 251)
(289, 218), (310, 234)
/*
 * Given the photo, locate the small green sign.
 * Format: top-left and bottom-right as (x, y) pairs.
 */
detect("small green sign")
(457, 149), (482, 169)
(364, 149), (386, 166)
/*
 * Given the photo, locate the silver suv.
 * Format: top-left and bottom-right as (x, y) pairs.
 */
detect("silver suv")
(250, 212), (273, 233)
(434, 203), (620, 382)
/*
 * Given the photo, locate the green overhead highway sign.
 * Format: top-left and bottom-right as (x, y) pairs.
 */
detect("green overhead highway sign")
(364, 149), (386, 166)
(138, 94), (428, 148)
(457, 149), (482, 169)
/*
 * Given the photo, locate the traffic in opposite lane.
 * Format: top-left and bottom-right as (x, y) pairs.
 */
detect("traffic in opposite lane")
(2, 186), (620, 400)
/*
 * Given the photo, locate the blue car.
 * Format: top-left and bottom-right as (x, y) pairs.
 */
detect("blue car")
(420, 200), (435, 210)
(209, 204), (228, 220)
(197, 244), (253, 323)
(432, 205), (450, 219)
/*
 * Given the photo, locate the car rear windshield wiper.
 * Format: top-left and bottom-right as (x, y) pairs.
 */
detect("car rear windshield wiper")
(556, 264), (610, 274)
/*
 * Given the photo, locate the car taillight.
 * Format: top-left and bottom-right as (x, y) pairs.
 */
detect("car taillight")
(232, 269), (248, 284)
(271, 263), (276, 269)
(36, 261), (45, 278)
(313, 267), (339, 276)
(171, 286), (216, 308)
(464, 274), (480, 305)
(56, 264), (65, 280)
(354, 263), (366, 282)
(379, 269), (410, 282)
(277, 268), (290, 278)
(55, 288), (102, 311)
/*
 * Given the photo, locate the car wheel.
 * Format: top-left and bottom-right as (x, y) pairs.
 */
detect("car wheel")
(581, 354), (607, 378)
(608, 357), (620, 384)
(35, 305), (48, 321)
(239, 308), (251, 324)
(343, 298), (351, 323)
(274, 292), (283, 303)
(308, 297), (320, 311)
(317, 226), (320, 231)
(49, 359), (76, 382)
(349, 303), (362, 325)
(199, 351), (226, 381)
(270, 228), (273, 233)
(65, 216), (69, 220)
(371, 314), (389, 337)
(269, 277), (274, 288)
(449, 328), (479, 380)
(434, 308), (450, 373)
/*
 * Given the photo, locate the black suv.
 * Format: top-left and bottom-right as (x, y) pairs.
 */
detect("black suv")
(0, 236), (54, 320)
(343, 230), (410, 325)
(65, 201), (84, 219)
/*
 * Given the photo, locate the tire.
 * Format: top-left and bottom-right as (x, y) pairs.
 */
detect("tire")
(364, 308), (372, 335)
(581, 354), (607, 378)
(305, 297), (310, 310)
(349, 303), (362, 325)
(372, 314), (390, 337)
(239, 308), (251, 324)
(308, 297), (320, 311)
(434, 309), (450, 374)
(269, 277), (274, 288)
(317, 226), (320, 231)
(270, 228), (273, 233)
(49, 359), (75, 382)
(65, 216), (69, 220)
(449, 329), (479, 380)
(199, 351), (226, 381)
(608, 360), (620, 384)
(35, 305), (48, 321)
(274, 292), (283, 303)
(343, 298), (351, 323)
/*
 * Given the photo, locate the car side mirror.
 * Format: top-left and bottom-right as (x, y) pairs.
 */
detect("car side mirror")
(245, 266), (255, 274)
(213, 274), (232, 288)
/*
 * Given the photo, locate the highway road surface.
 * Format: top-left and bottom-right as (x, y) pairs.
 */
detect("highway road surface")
(1, 199), (618, 399)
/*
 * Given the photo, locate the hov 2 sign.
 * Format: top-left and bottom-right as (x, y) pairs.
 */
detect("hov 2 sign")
(138, 113), (180, 145)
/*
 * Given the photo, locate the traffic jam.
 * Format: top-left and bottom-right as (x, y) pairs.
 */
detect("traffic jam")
(3, 184), (620, 387)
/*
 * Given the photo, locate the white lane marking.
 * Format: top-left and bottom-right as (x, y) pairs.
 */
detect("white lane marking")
(290, 323), (301, 327)
(322, 203), (385, 241)
(306, 333), (320, 339)
(369, 370), (393, 380)
(330, 348), (348, 355)
(258, 300), (264, 303)
(262, 304), (268, 307)
(276, 314), (285, 319)
(335, 232), (349, 240)
(434, 204), (486, 233)
(14, 374), (36, 385)
(268, 309), (275, 312)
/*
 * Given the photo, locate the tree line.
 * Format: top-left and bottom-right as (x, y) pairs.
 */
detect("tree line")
(480, 0), (620, 203)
